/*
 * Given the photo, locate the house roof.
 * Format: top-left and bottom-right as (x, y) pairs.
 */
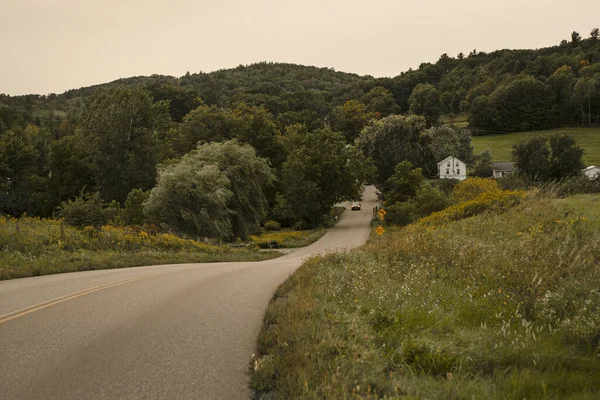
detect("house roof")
(437, 156), (465, 165)
(492, 162), (515, 172)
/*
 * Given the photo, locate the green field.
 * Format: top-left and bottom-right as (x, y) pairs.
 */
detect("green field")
(472, 127), (600, 166)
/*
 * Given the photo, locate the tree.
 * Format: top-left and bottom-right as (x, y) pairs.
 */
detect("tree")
(573, 76), (598, 126)
(384, 161), (424, 204)
(472, 150), (493, 177)
(571, 31), (582, 47)
(279, 128), (374, 227)
(363, 86), (401, 117)
(408, 84), (442, 126)
(356, 115), (436, 186)
(591, 28), (599, 41)
(329, 100), (371, 143)
(512, 135), (584, 181)
(0, 129), (36, 216)
(548, 66), (576, 125)
(424, 125), (473, 164)
(144, 140), (274, 240)
(168, 104), (239, 157)
(233, 104), (286, 169)
(80, 86), (171, 204)
(487, 76), (556, 131)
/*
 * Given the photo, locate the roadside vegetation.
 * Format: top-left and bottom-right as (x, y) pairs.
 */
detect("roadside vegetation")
(0, 217), (280, 281)
(251, 190), (600, 399)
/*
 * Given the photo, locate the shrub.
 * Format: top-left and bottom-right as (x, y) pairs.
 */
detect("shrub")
(123, 188), (150, 225)
(451, 177), (500, 203)
(419, 189), (525, 227)
(264, 220), (281, 231)
(57, 191), (110, 228)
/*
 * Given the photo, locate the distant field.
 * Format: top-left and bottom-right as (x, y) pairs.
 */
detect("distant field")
(471, 127), (600, 166)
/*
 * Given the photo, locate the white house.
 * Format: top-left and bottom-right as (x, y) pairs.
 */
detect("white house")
(583, 165), (600, 180)
(492, 162), (516, 178)
(437, 156), (466, 180)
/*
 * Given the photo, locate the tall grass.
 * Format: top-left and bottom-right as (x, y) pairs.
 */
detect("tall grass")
(0, 217), (278, 280)
(252, 193), (600, 399)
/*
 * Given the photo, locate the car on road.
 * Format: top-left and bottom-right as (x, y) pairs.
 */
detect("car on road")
(351, 202), (361, 211)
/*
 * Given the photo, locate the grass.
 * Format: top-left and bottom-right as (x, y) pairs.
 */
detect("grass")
(0, 217), (280, 280)
(472, 127), (600, 165)
(250, 228), (327, 249)
(251, 192), (600, 399)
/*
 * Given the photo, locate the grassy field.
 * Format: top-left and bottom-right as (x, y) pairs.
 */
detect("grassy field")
(472, 127), (600, 165)
(252, 192), (600, 399)
(0, 217), (284, 280)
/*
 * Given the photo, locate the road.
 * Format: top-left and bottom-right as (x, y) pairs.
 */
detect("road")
(0, 186), (378, 400)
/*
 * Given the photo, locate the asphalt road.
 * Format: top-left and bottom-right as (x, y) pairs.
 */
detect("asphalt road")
(0, 186), (378, 400)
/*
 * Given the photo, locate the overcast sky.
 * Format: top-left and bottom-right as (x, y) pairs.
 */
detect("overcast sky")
(1, 0), (599, 95)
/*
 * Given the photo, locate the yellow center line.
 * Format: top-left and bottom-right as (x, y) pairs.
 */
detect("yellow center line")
(0, 271), (172, 325)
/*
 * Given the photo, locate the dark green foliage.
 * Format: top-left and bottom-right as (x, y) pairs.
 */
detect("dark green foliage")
(472, 150), (494, 177)
(144, 140), (274, 240)
(512, 134), (585, 181)
(384, 161), (424, 204)
(424, 125), (474, 163)
(263, 220), (281, 231)
(80, 85), (171, 204)
(123, 189), (150, 226)
(58, 191), (110, 228)
(279, 128), (374, 227)
(356, 115), (436, 185)
(409, 83), (442, 126)
(471, 76), (556, 132)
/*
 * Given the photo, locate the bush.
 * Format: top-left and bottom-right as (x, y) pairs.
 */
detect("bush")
(123, 189), (150, 225)
(418, 189), (525, 227)
(57, 191), (110, 228)
(264, 220), (281, 231)
(451, 177), (500, 203)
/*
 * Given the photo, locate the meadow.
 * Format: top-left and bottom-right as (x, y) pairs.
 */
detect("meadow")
(252, 190), (600, 399)
(0, 217), (282, 280)
(472, 127), (600, 166)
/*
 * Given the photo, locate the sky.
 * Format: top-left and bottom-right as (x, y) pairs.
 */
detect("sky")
(1, 0), (600, 95)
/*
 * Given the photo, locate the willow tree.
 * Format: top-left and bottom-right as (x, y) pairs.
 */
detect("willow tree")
(144, 140), (274, 240)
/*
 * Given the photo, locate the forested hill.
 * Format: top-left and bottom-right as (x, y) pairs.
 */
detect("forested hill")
(2, 29), (600, 131)
(1, 29), (600, 220)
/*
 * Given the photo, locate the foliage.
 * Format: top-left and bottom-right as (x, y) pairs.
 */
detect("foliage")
(424, 125), (474, 163)
(263, 220), (281, 231)
(145, 140), (274, 240)
(383, 161), (424, 204)
(471, 127), (600, 166)
(418, 189), (525, 227)
(123, 189), (150, 226)
(513, 134), (585, 181)
(470, 76), (556, 132)
(250, 228), (326, 249)
(279, 128), (374, 227)
(80, 85), (171, 203)
(451, 177), (500, 203)
(57, 191), (111, 228)
(409, 83), (442, 126)
(356, 114), (436, 185)
(252, 193), (600, 399)
(471, 149), (493, 177)
(0, 216), (275, 280)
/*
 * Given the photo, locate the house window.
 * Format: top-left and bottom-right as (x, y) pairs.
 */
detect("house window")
(457, 168), (460, 174)
(446, 168), (450, 174)
(456, 162), (459, 167)
(447, 162), (450, 167)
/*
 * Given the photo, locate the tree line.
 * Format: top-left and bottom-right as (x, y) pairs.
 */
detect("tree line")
(1, 29), (599, 239)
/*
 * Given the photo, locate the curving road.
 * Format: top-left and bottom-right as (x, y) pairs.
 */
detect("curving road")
(0, 186), (378, 399)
